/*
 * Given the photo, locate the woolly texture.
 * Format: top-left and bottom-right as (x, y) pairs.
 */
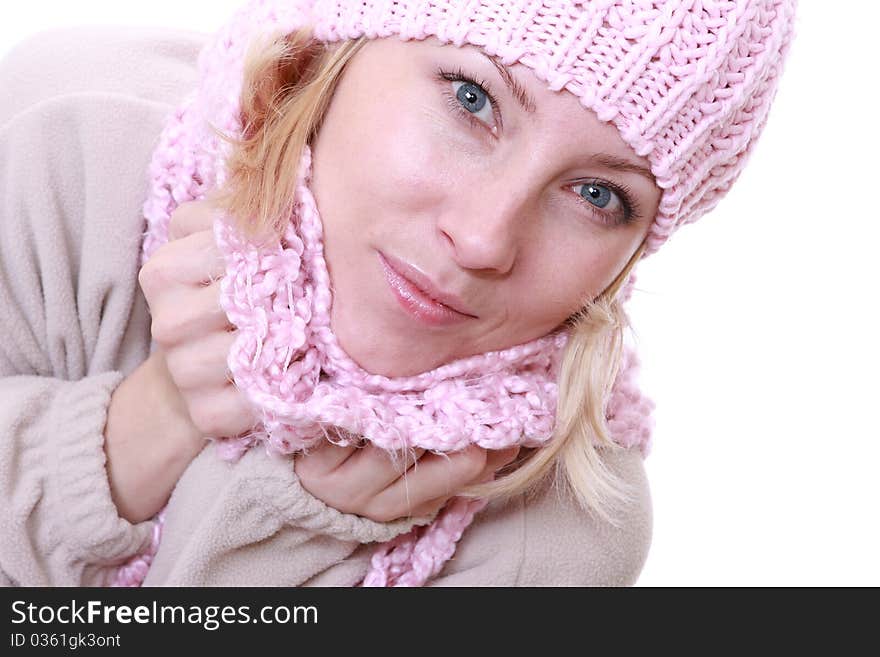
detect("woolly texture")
(114, 0), (795, 586)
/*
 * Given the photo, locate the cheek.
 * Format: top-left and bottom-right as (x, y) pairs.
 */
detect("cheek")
(350, 113), (463, 222)
(383, 101), (469, 196)
(344, 104), (449, 216)
(592, 232), (646, 299)
(319, 55), (477, 213)
(530, 234), (635, 315)
(548, 257), (603, 312)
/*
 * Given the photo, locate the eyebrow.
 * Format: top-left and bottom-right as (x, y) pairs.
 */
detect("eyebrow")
(589, 154), (656, 184)
(479, 51), (537, 115)
(479, 52), (656, 185)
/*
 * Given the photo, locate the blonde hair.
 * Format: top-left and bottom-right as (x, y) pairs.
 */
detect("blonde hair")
(210, 27), (646, 528)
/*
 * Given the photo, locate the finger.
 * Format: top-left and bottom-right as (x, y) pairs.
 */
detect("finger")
(485, 446), (521, 473)
(336, 443), (427, 491)
(170, 230), (226, 285)
(139, 232), (226, 302)
(294, 438), (360, 479)
(164, 329), (238, 390)
(407, 495), (449, 519)
(372, 445), (485, 512)
(150, 280), (232, 345)
(471, 446), (521, 485)
(169, 199), (224, 241)
(186, 384), (260, 439)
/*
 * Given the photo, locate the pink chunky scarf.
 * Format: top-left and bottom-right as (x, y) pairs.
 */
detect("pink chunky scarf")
(113, 3), (655, 587)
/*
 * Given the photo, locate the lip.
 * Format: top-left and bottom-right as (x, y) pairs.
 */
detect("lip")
(378, 251), (477, 326)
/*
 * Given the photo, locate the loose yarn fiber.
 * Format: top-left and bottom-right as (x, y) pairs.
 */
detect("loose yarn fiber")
(115, 0), (795, 586)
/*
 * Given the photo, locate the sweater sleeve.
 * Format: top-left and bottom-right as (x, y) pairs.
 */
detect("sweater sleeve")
(425, 447), (653, 586)
(0, 373), (155, 586)
(0, 96), (156, 587)
(142, 446), (436, 586)
(0, 27), (205, 586)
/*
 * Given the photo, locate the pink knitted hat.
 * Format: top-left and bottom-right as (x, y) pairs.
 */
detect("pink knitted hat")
(117, 0), (796, 587)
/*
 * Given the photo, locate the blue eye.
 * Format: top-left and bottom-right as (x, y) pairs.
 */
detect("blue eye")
(578, 183), (615, 210)
(449, 80), (495, 128)
(570, 180), (638, 227)
(437, 67), (500, 131)
(454, 80), (488, 113)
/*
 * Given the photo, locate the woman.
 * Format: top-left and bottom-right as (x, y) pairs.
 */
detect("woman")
(0, 0), (796, 586)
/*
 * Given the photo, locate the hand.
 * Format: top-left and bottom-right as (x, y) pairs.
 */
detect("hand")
(294, 438), (520, 522)
(137, 199), (258, 440)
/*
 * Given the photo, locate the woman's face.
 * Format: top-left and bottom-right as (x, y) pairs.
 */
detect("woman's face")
(310, 37), (662, 377)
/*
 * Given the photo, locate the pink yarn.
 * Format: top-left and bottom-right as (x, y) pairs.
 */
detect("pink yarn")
(114, 0), (795, 586)
(111, 508), (165, 587)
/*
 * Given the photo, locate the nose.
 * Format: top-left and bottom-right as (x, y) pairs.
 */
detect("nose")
(436, 178), (532, 275)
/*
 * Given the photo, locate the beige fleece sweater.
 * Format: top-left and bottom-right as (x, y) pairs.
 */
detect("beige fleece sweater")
(0, 26), (652, 587)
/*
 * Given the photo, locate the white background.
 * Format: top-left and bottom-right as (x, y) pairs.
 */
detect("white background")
(2, 2), (877, 586)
